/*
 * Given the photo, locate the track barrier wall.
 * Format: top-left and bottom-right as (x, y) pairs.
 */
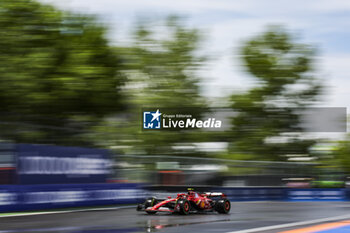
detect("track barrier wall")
(0, 183), (145, 212)
(1, 185), (350, 213)
(287, 188), (347, 201)
(212, 187), (349, 201)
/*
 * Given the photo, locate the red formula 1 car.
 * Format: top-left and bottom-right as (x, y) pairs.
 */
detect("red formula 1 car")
(136, 189), (231, 215)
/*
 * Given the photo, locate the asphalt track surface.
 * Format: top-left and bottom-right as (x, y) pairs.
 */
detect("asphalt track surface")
(2, 202), (350, 233)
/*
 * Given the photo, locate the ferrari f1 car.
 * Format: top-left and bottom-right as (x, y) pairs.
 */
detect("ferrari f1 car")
(136, 189), (231, 215)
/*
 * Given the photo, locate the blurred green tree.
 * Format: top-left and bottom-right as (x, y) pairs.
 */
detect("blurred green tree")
(333, 140), (350, 173)
(131, 17), (207, 155)
(91, 17), (209, 155)
(0, 0), (125, 145)
(230, 27), (322, 161)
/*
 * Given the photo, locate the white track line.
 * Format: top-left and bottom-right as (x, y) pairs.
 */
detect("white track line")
(0, 205), (135, 218)
(228, 213), (350, 233)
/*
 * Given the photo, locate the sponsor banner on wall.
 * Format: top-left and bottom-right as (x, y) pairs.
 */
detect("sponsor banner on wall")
(288, 189), (346, 201)
(198, 187), (347, 202)
(0, 183), (145, 212)
(16, 144), (112, 184)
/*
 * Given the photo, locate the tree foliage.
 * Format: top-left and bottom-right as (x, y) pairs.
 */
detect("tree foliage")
(333, 140), (350, 173)
(0, 0), (326, 161)
(0, 0), (125, 145)
(91, 17), (208, 154)
(230, 27), (322, 161)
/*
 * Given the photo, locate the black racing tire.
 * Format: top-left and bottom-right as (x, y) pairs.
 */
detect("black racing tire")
(144, 197), (158, 209)
(215, 199), (230, 214)
(178, 199), (191, 215)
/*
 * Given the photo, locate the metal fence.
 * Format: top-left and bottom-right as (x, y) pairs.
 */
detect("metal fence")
(115, 155), (318, 187)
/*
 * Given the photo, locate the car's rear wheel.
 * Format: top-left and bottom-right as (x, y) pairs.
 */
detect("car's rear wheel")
(178, 199), (190, 215)
(215, 199), (230, 214)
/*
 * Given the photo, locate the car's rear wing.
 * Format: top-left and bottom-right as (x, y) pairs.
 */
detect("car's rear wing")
(203, 192), (226, 198)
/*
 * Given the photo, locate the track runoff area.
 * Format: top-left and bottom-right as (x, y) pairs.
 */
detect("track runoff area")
(2, 202), (350, 233)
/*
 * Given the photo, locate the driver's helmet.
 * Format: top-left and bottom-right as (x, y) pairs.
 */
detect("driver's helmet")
(187, 188), (195, 195)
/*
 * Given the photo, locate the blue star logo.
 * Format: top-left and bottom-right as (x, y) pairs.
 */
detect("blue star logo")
(143, 109), (162, 129)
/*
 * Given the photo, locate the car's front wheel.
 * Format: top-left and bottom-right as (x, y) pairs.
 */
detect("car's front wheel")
(144, 197), (157, 209)
(178, 199), (191, 215)
(144, 197), (158, 214)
